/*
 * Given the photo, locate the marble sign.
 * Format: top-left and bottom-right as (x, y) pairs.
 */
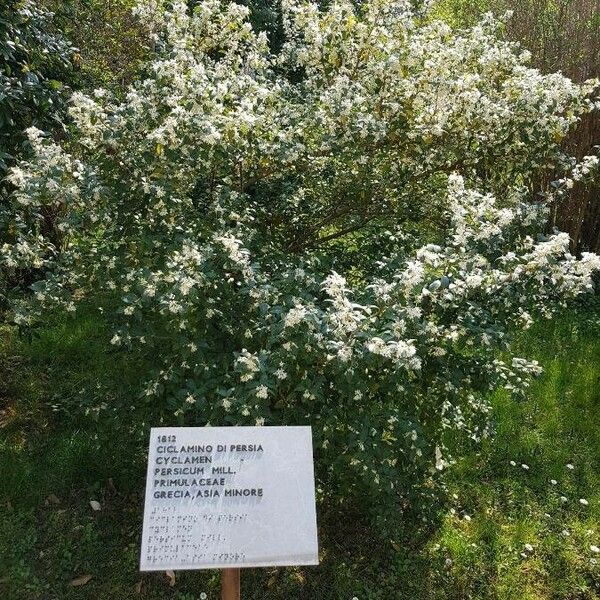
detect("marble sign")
(140, 426), (319, 570)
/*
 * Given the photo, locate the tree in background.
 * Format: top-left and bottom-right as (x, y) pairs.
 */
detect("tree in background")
(42, 0), (152, 95)
(0, 0), (74, 184)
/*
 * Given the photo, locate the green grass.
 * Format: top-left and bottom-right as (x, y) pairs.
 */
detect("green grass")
(428, 310), (600, 599)
(1, 308), (599, 599)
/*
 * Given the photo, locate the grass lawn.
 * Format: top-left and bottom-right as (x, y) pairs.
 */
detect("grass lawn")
(1, 307), (599, 599)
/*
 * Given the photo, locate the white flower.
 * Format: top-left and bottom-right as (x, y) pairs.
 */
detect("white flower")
(185, 394), (195, 404)
(179, 277), (195, 295)
(235, 350), (260, 380)
(591, 545), (600, 554)
(284, 304), (308, 328)
(255, 385), (268, 399)
(144, 382), (158, 396)
(580, 498), (589, 506)
(521, 464), (529, 470)
(566, 463), (575, 470)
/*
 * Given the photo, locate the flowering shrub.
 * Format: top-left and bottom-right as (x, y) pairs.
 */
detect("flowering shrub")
(2, 0), (599, 529)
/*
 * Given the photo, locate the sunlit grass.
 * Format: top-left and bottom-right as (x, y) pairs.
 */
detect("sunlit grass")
(427, 309), (600, 599)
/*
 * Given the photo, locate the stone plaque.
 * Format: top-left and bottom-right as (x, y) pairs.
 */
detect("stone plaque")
(140, 426), (319, 570)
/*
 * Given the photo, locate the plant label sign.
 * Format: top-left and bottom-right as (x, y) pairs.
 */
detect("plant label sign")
(140, 426), (319, 571)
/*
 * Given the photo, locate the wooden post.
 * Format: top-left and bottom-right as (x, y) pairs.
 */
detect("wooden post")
(221, 568), (240, 600)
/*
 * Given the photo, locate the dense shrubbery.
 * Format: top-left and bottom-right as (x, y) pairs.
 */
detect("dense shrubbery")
(0, 0), (75, 312)
(0, 0), (74, 182)
(436, 0), (600, 253)
(2, 0), (599, 531)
